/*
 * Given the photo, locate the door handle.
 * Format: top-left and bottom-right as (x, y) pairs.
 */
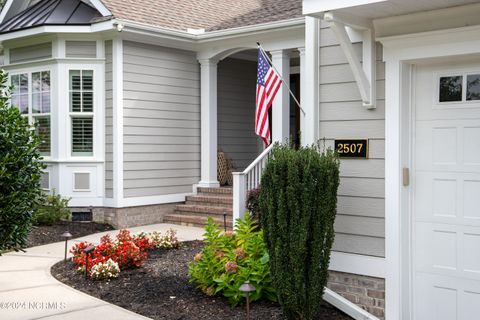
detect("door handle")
(403, 168), (410, 187)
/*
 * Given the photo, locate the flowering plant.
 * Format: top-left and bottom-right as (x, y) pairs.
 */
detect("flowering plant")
(149, 229), (180, 249)
(188, 214), (275, 306)
(70, 228), (180, 280)
(90, 258), (120, 280)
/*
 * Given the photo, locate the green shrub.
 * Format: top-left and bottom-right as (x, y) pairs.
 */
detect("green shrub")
(188, 214), (276, 306)
(260, 144), (340, 320)
(32, 190), (71, 226)
(0, 70), (45, 251)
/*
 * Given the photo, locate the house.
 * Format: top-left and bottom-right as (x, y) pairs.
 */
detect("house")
(1, 0), (478, 319)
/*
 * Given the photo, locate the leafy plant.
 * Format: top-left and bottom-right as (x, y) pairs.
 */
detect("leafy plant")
(0, 69), (45, 251)
(32, 190), (71, 226)
(90, 258), (120, 280)
(188, 214), (276, 306)
(148, 229), (180, 249)
(246, 187), (262, 225)
(260, 143), (340, 320)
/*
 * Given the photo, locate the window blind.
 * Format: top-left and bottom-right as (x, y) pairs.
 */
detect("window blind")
(72, 118), (93, 156)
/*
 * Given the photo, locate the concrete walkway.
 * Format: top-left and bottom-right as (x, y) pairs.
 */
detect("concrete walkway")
(0, 224), (205, 320)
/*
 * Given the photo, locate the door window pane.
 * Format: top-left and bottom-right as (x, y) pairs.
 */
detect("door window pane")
(439, 76), (463, 102)
(467, 74), (480, 101)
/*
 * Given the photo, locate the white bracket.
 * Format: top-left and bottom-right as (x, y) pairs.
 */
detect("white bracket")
(324, 12), (376, 109)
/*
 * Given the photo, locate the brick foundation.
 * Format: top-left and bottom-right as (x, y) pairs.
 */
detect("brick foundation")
(327, 270), (385, 319)
(71, 203), (178, 229)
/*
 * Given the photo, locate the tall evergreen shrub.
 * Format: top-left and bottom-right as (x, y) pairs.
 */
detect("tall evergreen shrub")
(260, 144), (340, 320)
(0, 70), (45, 251)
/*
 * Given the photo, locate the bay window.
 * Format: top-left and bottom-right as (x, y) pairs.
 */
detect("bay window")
(70, 70), (94, 156)
(11, 71), (51, 156)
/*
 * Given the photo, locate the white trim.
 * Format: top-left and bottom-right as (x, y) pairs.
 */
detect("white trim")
(380, 25), (480, 320)
(2, 58), (106, 69)
(112, 38), (124, 205)
(324, 288), (380, 320)
(0, 22), (115, 42)
(89, 0), (112, 17)
(303, 0), (386, 16)
(69, 197), (103, 207)
(329, 252), (385, 278)
(198, 58), (220, 187)
(117, 17), (305, 42)
(0, 0), (14, 24)
(302, 16), (320, 146)
(119, 193), (192, 208)
(271, 49), (291, 143)
(324, 13), (376, 108)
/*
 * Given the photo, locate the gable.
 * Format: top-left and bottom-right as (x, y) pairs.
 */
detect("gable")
(0, 0), (104, 34)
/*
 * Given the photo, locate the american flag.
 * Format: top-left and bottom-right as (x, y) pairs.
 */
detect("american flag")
(255, 48), (282, 146)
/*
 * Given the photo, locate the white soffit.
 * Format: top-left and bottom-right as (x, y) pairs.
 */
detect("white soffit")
(304, 0), (480, 20)
(303, 0), (386, 16)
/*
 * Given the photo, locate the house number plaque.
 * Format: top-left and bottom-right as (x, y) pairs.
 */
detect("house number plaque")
(334, 139), (369, 159)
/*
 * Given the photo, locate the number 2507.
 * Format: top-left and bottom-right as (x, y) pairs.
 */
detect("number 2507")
(337, 143), (363, 154)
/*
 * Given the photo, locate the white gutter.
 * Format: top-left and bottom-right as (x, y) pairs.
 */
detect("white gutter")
(0, 16), (305, 45)
(116, 17), (305, 42)
(0, 20), (115, 42)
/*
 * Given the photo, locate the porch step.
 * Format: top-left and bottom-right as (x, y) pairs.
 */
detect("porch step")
(175, 204), (232, 218)
(197, 187), (232, 195)
(185, 194), (233, 207)
(163, 214), (233, 230)
(167, 187), (234, 230)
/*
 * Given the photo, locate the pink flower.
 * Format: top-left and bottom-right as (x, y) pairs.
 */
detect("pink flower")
(194, 253), (203, 262)
(225, 261), (238, 273)
(224, 231), (235, 238)
(215, 251), (225, 259)
(235, 248), (246, 260)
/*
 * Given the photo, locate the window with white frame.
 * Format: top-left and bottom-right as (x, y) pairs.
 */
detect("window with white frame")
(11, 71), (51, 156)
(69, 70), (94, 156)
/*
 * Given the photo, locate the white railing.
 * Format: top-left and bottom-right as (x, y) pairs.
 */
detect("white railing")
(232, 143), (274, 224)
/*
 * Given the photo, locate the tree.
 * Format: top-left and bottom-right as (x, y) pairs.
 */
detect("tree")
(0, 69), (45, 251)
(260, 144), (340, 320)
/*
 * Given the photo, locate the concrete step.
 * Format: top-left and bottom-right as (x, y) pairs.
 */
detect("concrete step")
(175, 204), (232, 218)
(185, 194), (233, 207)
(163, 214), (233, 229)
(197, 187), (232, 195)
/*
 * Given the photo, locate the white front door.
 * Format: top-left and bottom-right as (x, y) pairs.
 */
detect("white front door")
(413, 61), (480, 320)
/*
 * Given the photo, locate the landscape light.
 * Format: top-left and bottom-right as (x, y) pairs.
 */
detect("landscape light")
(239, 281), (256, 320)
(61, 231), (72, 263)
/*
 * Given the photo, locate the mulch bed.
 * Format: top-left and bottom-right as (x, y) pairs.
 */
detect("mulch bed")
(26, 221), (114, 248)
(51, 241), (353, 320)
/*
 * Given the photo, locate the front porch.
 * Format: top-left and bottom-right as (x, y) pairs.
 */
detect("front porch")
(197, 46), (306, 189)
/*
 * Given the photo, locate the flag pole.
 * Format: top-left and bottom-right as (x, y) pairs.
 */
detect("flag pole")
(257, 42), (305, 115)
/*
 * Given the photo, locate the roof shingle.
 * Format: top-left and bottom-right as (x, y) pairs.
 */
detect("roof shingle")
(100, 0), (302, 32)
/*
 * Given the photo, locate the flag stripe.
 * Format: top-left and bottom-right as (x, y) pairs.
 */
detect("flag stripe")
(255, 48), (282, 146)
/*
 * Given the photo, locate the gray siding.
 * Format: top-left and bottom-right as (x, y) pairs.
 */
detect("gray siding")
(122, 41), (200, 198)
(218, 58), (259, 170)
(105, 41), (113, 198)
(10, 42), (52, 63)
(319, 23), (386, 258)
(66, 41), (97, 58)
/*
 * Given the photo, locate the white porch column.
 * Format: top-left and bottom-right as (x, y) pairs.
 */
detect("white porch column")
(302, 16), (320, 146)
(298, 47), (306, 144)
(270, 50), (291, 143)
(199, 58), (220, 187)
